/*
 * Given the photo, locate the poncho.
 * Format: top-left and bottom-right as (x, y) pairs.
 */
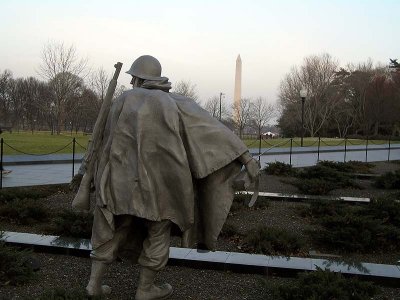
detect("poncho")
(92, 87), (248, 250)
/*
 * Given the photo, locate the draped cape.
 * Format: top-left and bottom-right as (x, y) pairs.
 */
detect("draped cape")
(92, 88), (247, 251)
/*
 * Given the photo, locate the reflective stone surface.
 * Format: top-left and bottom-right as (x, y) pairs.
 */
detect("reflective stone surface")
(241, 192), (370, 203)
(226, 252), (269, 267)
(2, 232), (46, 244)
(185, 249), (231, 263)
(169, 247), (192, 259)
(1, 231), (399, 283)
(268, 256), (313, 270)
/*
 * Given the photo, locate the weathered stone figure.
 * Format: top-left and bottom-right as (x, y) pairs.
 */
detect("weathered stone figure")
(85, 55), (260, 299)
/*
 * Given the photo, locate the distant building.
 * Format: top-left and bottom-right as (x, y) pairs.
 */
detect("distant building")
(262, 131), (279, 139)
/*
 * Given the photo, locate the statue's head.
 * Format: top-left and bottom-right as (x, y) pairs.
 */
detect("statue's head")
(126, 55), (171, 91)
(126, 55), (162, 87)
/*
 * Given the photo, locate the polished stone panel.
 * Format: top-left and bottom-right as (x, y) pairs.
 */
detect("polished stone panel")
(312, 259), (400, 278)
(225, 252), (269, 273)
(2, 231), (400, 285)
(311, 258), (367, 275)
(185, 249), (231, 263)
(2, 232), (45, 245)
(362, 263), (400, 278)
(183, 249), (231, 270)
(268, 256), (313, 270)
(239, 192), (370, 203)
(226, 252), (269, 266)
(169, 247), (192, 259)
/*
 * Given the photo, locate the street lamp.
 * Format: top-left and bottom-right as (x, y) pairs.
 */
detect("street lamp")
(219, 92), (225, 121)
(50, 102), (55, 135)
(300, 88), (307, 147)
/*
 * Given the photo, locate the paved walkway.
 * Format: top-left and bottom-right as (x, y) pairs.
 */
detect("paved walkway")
(1, 145), (400, 188)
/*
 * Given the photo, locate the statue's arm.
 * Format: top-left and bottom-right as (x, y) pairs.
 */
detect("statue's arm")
(237, 151), (260, 182)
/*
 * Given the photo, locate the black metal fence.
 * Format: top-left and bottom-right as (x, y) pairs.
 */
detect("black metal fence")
(0, 138), (87, 189)
(0, 136), (399, 189)
(255, 136), (399, 167)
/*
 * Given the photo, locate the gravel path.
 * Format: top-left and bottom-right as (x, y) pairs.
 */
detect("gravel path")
(0, 253), (269, 300)
(0, 253), (399, 300)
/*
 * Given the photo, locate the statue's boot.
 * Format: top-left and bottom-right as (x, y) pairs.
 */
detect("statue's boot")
(86, 260), (112, 296)
(135, 268), (173, 300)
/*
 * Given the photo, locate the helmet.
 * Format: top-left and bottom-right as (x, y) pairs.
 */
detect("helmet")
(126, 55), (162, 80)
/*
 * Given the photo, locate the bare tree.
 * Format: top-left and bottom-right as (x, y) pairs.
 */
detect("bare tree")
(250, 97), (275, 137)
(0, 70), (14, 126)
(38, 41), (88, 134)
(279, 53), (340, 137)
(330, 99), (355, 138)
(203, 95), (229, 120)
(172, 80), (200, 104)
(232, 98), (252, 138)
(89, 67), (109, 104)
(338, 61), (375, 135)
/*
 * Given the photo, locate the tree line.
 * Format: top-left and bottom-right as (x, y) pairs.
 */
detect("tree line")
(2, 44), (398, 139)
(0, 42), (126, 134)
(278, 54), (400, 138)
(0, 41), (277, 138)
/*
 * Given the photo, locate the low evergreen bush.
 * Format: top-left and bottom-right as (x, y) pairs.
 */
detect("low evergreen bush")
(365, 197), (400, 227)
(264, 162), (295, 176)
(312, 214), (398, 252)
(0, 237), (34, 285)
(374, 170), (400, 189)
(301, 200), (349, 218)
(0, 199), (48, 225)
(294, 178), (336, 195)
(293, 163), (362, 195)
(51, 210), (93, 238)
(318, 161), (373, 174)
(233, 193), (252, 204)
(345, 161), (374, 174)
(0, 185), (67, 204)
(318, 161), (354, 173)
(272, 268), (379, 300)
(297, 165), (356, 188)
(230, 193), (252, 212)
(244, 226), (304, 255)
(303, 199), (400, 252)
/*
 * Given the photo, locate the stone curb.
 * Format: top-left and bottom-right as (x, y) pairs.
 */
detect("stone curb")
(1, 231), (399, 287)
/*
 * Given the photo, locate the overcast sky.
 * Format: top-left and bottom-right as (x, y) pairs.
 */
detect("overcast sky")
(0, 0), (399, 105)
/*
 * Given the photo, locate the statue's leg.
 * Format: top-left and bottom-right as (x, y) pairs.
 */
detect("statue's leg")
(86, 260), (111, 296)
(87, 214), (133, 296)
(135, 220), (173, 300)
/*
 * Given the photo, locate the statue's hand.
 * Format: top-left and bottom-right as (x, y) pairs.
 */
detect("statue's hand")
(245, 158), (260, 182)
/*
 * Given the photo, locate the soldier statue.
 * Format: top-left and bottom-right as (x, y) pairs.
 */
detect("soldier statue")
(82, 55), (260, 299)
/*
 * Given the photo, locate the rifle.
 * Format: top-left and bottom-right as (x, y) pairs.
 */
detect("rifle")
(72, 62), (123, 211)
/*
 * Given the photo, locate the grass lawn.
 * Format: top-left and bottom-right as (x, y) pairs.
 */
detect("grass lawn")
(0, 131), (89, 155)
(0, 131), (397, 155)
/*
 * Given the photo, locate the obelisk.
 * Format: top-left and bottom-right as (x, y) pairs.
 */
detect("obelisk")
(233, 54), (242, 122)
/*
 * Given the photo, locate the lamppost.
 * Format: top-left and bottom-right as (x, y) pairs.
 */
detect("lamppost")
(50, 102), (55, 135)
(219, 92), (225, 121)
(300, 88), (307, 147)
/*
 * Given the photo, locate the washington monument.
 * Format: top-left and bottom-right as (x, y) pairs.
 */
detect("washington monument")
(233, 54), (242, 122)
